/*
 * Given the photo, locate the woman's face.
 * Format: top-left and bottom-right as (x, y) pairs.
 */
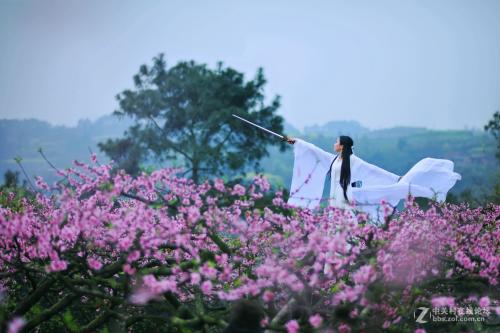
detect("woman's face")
(334, 137), (343, 153)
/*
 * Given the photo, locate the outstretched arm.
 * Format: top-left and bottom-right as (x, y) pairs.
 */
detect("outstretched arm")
(286, 136), (333, 209)
(284, 136), (335, 169)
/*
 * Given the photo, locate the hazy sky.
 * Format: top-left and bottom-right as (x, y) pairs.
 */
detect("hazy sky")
(0, 0), (499, 131)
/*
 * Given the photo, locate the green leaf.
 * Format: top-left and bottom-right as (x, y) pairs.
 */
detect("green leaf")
(63, 309), (79, 331)
(98, 182), (113, 191)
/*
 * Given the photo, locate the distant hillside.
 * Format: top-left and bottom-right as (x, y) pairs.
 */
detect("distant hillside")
(303, 120), (370, 137)
(0, 116), (497, 202)
(0, 116), (133, 184)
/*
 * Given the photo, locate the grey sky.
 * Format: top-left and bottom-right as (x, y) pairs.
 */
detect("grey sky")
(0, 0), (499, 131)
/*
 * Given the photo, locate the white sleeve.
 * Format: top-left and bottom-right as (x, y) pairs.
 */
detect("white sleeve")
(350, 155), (400, 187)
(351, 156), (461, 223)
(287, 139), (335, 209)
(399, 157), (462, 202)
(294, 139), (335, 169)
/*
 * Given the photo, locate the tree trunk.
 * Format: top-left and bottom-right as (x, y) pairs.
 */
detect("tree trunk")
(192, 162), (199, 184)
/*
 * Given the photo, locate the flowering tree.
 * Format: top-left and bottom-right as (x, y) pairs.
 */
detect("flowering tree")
(0, 156), (498, 333)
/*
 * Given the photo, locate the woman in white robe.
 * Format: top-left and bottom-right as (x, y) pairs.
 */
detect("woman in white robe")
(284, 136), (462, 223)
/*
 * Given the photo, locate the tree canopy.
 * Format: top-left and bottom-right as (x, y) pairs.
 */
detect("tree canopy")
(99, 54), (288, 183)
(484, 111), (500, 160)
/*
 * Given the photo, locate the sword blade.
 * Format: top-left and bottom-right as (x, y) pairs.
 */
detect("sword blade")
(232, 114), (284, 139)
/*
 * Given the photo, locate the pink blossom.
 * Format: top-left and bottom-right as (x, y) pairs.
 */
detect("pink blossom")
(338, 322), (351, 333)
(187, 206), (200, 223)
(382, 263), (394, 279)
(201, 280), (212, 295)
(353, 265), (376, 285)
(231, 184), (246, 196)
(213, 178), (225, 192)
(455, 250), (475, 270)
(0, 159), (498, 332)
(262, 290), (274, 302)
(142, 275), (177, 294)
(285, 320), (299, 333)
(309, 314), (323, 328)
(47, 260), (68, 272)
(7, 317), (25, 333)
(190, 272), (201, 284)
(123, 264), (136, 275)
(127, 250), (141, 263)
(415, 329), (426, 333)
(253, 175), (270, 192)
(34, 176), (49, 191)
(87, 258), (103, 270)
(129, 286), (157, 305)
(478, 296), (490, 308)
(199, 263), (218, 279)
(431, 296), (455, 308)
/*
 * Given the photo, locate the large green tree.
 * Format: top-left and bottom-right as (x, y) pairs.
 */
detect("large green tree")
(484, 110), (500, 160)
(483, 111), (500, 204)
(99, 54), (288, 183)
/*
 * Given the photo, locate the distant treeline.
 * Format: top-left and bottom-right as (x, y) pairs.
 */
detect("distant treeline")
(0, 116), (497, 205)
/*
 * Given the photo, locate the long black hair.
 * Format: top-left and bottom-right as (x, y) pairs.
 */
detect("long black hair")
(324, 135), (355, 201)
(339, 135), (354, 201)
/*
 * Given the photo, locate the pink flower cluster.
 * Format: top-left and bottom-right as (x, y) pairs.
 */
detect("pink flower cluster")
(0, 157), (498, 332)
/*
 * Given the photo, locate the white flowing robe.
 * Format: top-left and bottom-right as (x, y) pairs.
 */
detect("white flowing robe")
(287, 139), (462, 221)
